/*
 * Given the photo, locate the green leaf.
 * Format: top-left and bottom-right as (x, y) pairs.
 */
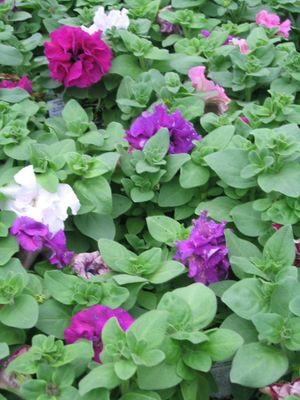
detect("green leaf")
(230, 343), (289, 388)
(114, 359), (137, 380)
(200, 329), (244, 362)
(143, 128), (170, 165)
(182, 350), (212, 372)
(202, 125), (235, 150)
(0, 342), (9, 359)
(196, 197), (239, 222)
(98, 239), (135, 272)
(137, 362), (182, 390)
(258, 162), (300, 198)
(0, 322), (25, 344)
(221, 314), (258, 344)
(0, 44), (23, 65)
(110, 55), (143, 78)
(74, 214), (115, 241)
(252, 313), (283, 344)
(263, 225), (295, 268)
(62, 99), (89, 135)
(146, 216), (181, 245)
(0, 294), (38, 329)
(158, 177), (194, 207)
(148, 260), (186, 284)
(289, 295), (300, 317)
(172, 0), (206, 7)
(120, 391), (161, 400)
(79, 364), (120, 395)
(0, 88), (29, 103)
(0, 236), (19, 265)
(75, 176), (112, 215)
(44, 271), (78, 305)
(36, 299), (72, 339)
(205, 149), (256, 189)
(231, 202), (269, 237)
(179, 160), (209, 188)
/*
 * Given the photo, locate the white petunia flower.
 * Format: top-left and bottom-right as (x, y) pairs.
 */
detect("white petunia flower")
(81, 6), (130, 35)
(0, 165), (80, 233)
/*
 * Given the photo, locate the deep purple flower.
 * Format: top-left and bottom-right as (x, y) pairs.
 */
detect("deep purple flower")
(70, 251), (111, 279)
(174, 211), (230, 285)
(157, 6), (182, 34)
(44, 230), (74, 269)
(10, 217), (50, 252)
(64, 305), (134, 362)
(125, 104), (201, 154)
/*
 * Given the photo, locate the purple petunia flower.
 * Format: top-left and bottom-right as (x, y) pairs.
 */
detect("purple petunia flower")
(10, 216), (73, 268)
(125, 104), (201, 154)
(64, 305), (134, 362)
(10, 217), (50, 252)
(200, 30), (211, 38)
(157, 6), (182, 35)
(174, 211), (230, 285)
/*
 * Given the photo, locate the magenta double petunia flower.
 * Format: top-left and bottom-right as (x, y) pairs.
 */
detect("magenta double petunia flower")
(256, 10), (291, 39)
(125, 104), (201, 154)
(44, 26), (112, 88)
(10, 216), (73, 268)
(0, 76), (32, 93)
(174, 211), (230, 285)
(64, 305), (134, 362)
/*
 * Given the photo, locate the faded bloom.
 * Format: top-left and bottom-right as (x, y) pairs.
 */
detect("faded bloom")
(174, 211), (230, 285)
(188, 66), (231, 115)
(10, 217), (49, 252)
(229, 37), (250, 54)
(0, 346), (30, 391)
(0, 165), (80, 233)
(64, 305), (134, 362)
(256, 10), (291, 38)
(70, 251), (111, 279)
(261, 378), (300, 399)
(0, 76), (32, 93)
(125, 104), (201, 154)
(10, 217), (74, 268)
(44, 26), (112, 88)
(157, 6), (181, 35)
(82, 7), (130, 35)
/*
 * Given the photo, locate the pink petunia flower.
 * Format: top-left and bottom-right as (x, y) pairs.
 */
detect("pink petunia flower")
(229, 38), (250, 54)
(256, 10), (291, 39)
(64, 305), (134, 362)
(44, 26), (112, 88)
(188, 66), (231, 115)
(261, 378), (300, 399)
(0, 76), (32, 93)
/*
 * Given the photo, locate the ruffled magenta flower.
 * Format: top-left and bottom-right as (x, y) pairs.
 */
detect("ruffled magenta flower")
(64, 305), (134, 362)
(188, 66), (231, 115)
(10, 217), (50, 252)
(125, 104), (201, 154)
(10, 217), (73, 268)
(44, 230), (74, 269)
(70, 251), (111, 279)
(44, 26), (112, 88)
(157, 6), (181, 34)
(0, 76), (32, 93)
(256, 10), (291, 38)
(174, 211), (230, 285)
(261, 378), (300, 399)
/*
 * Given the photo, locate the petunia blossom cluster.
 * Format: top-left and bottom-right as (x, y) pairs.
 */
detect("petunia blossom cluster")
(261, 378), (300, 399)
(10, 217), (74, 268)
(44, 26), (112, 88)
(0, 76), (32, 93)
(0, 165), (80, 233)
(174, 211), (230, 285)
(188, 66), (231, 115)
(256, 10), (291, 38)
(64, 305), (134, 362)
(81, 6), (130, 35)
(125, 104), (201, 154)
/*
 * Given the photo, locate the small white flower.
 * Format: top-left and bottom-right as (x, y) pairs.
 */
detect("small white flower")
(81, 6), (130, 34)
(0, 165), (80, 233)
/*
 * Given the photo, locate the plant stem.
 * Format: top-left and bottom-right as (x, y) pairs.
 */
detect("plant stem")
(19, 250), (39, 270)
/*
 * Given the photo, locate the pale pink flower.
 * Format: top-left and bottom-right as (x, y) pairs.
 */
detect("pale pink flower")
(229, 38), (250, 54)
(261, 378), (300, 399)
(188, 66), (230, 115)
(256, 10), (291, 38)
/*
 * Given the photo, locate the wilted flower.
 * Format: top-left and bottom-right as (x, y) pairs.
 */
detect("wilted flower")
(125, 104), (201, 154)
(229, 37), (250, 54)
(64, 305), (134, 362)
(174, 211), (230, 285)
(82, 7), (130, 35)
(44, 26), (112, 88)
(10, 216), (49, 252)
(261, 378), (300, 399)
(0, 165), (80, 233)
(0, 76), (32, 93)
(157, 6), (181, 34)
(10, 217), (74, 268)
(188, 66), (231, 115)
(70, 251), (111, 279)
(0, 346), (30, 391)
(256, 10), (291, 38)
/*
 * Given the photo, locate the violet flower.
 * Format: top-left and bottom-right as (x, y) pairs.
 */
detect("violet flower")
(157, 6), (181, 34)
(125, 104), (201, 154)
(64, 305), (134, 362)
(44, 230), (74, 269)
(70, 251), (111, 279)
(174, 211), (230, 285)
